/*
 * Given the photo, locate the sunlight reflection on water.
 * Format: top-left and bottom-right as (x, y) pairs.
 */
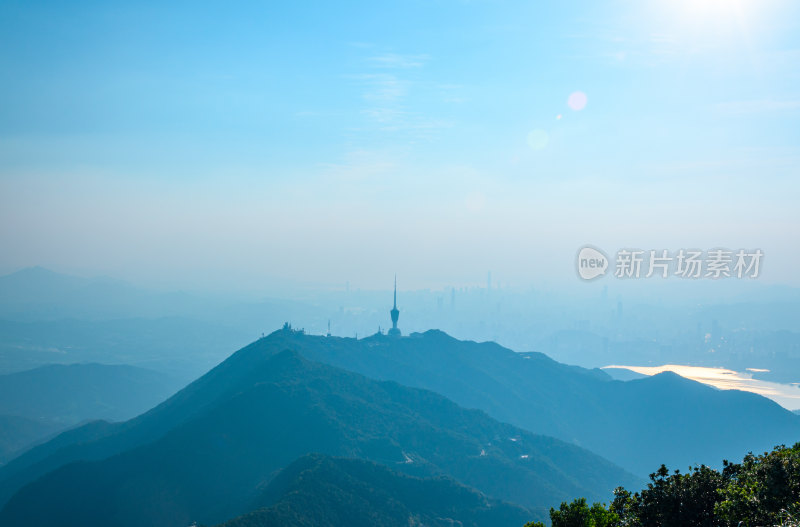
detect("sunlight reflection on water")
(603, 364), (800, 411)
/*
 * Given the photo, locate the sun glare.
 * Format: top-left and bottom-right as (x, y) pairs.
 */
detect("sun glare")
(640, 0), (778, 58)
(650, 0), (777, 38)
(681, 0), (746, 17)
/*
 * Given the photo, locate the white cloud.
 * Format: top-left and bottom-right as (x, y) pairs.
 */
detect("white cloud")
(367, 53), (428, 69)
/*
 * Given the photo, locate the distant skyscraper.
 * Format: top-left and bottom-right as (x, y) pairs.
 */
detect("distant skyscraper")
(388, 276), (401, 337)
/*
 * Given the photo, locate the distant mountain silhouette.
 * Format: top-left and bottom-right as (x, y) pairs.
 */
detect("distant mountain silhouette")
(0, 267), (324, 329)
(0, 266), (232, 323)
(0, 415), (61, 465)
(236, 329), (800, 476)
(0, 267), (320, 379)
(0, 267), (123, 320)
(0, 267), (89, 302)
(217, 454), (533, 527)
(0, 316), (248, 381)
(601, 366), (648, 381)
(0, 363), (180, 424)
(0, 363), (180, 465)
(0, 339), (637, 527)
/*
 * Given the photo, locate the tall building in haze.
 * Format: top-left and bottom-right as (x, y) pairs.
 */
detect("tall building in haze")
(388, 276), (401, 337)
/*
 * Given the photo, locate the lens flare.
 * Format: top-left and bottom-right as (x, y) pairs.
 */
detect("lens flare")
(567, 91), (587, 111)
(526, 129), (549, 150)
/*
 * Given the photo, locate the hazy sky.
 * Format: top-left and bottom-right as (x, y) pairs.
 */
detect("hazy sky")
(1, 0), (799, 292)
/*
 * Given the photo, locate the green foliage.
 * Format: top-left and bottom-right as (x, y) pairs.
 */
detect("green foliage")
(538, 443), (800, 527)
(715, 443), (800, 527)
(547, 498), (619, 527)
(627, 464), (724, 527)
(219, 454), (532, 527)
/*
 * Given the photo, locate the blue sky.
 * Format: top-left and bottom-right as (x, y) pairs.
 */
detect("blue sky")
(1, 0), (799, 291)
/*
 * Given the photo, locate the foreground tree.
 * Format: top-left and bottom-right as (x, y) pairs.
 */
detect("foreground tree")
(715, 443), (800, 527)
(614, 464), (725, 527)
(524, 497), (618, 527)
(525, 443), (800, 527)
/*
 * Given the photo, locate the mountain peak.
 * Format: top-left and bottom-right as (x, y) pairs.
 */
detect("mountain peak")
(0, 331), (639, 527)
(8, 266), (55, 276)
(412, 328), (458, 341)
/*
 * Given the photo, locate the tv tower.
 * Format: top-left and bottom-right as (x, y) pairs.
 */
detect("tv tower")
(388, 275), (401, 337)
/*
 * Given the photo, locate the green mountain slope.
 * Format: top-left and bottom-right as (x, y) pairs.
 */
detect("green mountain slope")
(251, 329), (800, 476)
(217, 453), (533, 527)
(0, 341), (638, 526)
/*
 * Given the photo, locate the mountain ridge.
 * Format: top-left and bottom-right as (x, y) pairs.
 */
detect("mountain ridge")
(0, 342), (639, 526)
(248, 328), (800, 476)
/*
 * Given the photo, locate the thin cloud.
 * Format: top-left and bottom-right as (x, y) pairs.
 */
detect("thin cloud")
(439, 84), (470, 104)
(367, 53), (428, 69)
(715, 99), (800, 114)
(346, 52), (452, 139)
(349, 73), (408, 103)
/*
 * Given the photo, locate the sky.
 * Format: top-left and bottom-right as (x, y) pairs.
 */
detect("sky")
(1, 0), (799, 292)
